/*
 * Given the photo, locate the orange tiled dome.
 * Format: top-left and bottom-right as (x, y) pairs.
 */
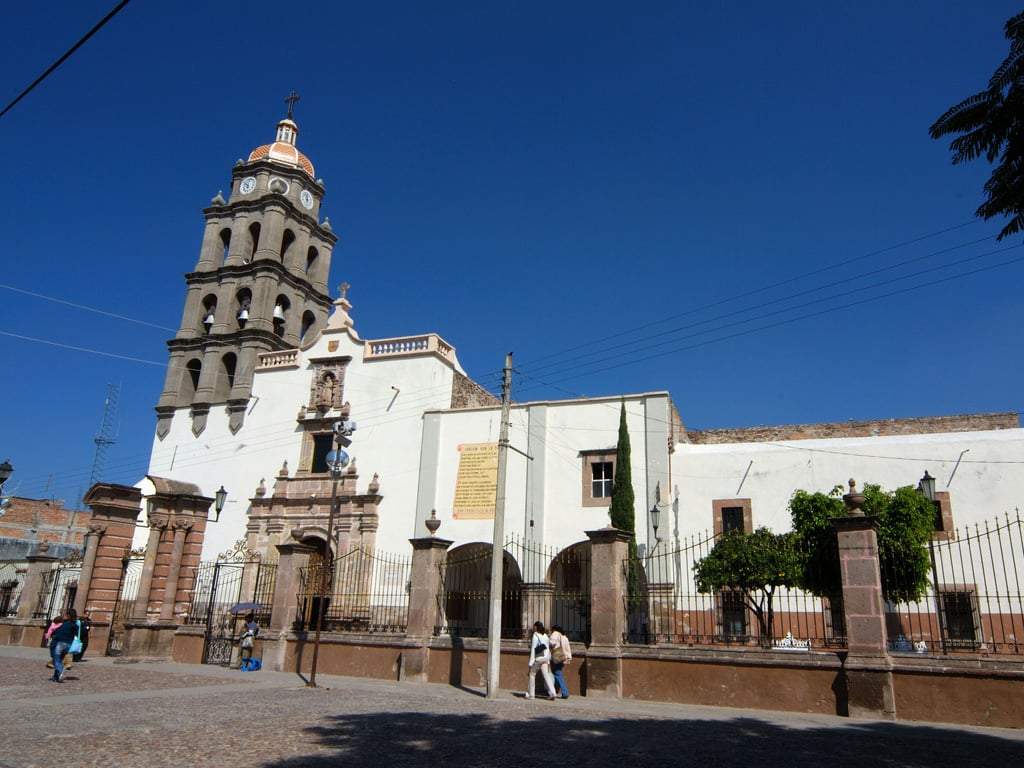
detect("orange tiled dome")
(247, 119), (315, 177)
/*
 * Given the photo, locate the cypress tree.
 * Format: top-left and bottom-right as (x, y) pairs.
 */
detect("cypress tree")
(609, 401), (635, 535)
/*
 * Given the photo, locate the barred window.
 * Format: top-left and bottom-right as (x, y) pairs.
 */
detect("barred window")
(941, 590), (978, 646)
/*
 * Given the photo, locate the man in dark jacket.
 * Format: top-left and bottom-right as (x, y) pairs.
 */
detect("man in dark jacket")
(72, 612), (91, 662)
(49, 608), (78, 683)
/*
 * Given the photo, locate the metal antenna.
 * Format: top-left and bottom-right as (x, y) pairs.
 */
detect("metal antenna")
(89, 383), (120, 488)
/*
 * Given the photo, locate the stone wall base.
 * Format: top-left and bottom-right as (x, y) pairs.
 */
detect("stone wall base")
(844, 655), (896, 720)
(123, 622), (178, 659)
(0, 618), (46, 648)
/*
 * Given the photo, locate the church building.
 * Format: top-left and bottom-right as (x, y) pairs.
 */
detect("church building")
(144, 104), (1024, 577)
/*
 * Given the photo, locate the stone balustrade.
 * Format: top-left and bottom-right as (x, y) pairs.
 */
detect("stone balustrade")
(256, 349), (300, 370)
(365, 334), (456, 364)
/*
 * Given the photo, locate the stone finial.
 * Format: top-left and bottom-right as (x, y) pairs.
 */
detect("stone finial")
(346, 457), (357, 476)
(255, 478), (267, 498)
(234, 159), (244, 166)
(425, 509), (441, 536)
(338, 281), (350, 300)
(368, 473), (380, 494)
(278, 460), (289, 478)
(211, 190), (226, 205)
(322, 217), (333, 232)
(843, 478), (865, 516)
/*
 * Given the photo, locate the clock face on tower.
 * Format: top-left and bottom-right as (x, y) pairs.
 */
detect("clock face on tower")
(239, 176), (256, 195)
(300, 189), (314, 210)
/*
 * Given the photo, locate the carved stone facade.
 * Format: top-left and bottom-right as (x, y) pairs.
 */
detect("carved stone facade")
(245, 462), (382, 561)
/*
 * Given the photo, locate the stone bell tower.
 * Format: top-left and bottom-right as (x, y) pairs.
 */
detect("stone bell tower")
(155, 94), (337, 438)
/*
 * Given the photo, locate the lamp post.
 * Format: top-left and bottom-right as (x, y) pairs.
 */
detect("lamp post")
(308, 419), (355, 688)
(212, 485), (227, 522)
(648, 502), (662, 559)
(917, 470), (945, 654)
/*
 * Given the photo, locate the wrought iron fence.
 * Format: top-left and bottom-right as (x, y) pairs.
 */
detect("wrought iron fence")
(434, 538), (592, 642)
(105, 557), (144, 655)
(624, 531), (846, 650)
(33, 563), (81, 620)
(184, 558), (277, 665)
(884, 513), (1024, 656)
(297, 548), (410, 634)
(0, 563), (26, 617)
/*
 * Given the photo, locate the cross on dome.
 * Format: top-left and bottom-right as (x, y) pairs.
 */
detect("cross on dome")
(285, 90), (300, 120)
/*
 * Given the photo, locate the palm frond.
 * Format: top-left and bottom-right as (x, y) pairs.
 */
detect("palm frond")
(929, 91), (995, 138)
(988, 48), (1024, 92)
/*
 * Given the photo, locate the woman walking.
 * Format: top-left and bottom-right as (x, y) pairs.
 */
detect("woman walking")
(549, 624), (573, 699)
(48, 608), (79, 683)
(525, 620), (557, 700)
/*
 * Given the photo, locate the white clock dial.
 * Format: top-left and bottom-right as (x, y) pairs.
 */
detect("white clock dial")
(300, 189), (314, 210)
(239, 176), (256, 195)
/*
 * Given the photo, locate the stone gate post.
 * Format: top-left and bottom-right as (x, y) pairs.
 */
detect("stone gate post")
(585, 526), (632, 698)
(259, 539), (316, 672)
(834, 479), (896, 719)
(400, 535), (452, 681)
(16, 544), (60, 620)
(76, 483), (143, 652)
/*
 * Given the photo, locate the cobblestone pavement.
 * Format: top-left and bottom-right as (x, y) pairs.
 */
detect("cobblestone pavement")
(1, 647), (1021, 768)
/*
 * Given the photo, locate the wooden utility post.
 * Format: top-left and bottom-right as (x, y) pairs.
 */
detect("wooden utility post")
(486, 353), (513, 699)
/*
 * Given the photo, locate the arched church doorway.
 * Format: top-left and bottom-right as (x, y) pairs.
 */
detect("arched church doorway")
(439, 543), (523, 638)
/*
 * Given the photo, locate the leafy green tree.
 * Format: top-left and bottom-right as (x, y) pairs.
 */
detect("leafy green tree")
(789, 484), (935, 604)
(693, 528), (801, 647)
(609, 401), (635, 539)
(930, 11), (1024, 239)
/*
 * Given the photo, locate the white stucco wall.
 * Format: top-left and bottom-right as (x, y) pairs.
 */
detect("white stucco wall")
(142, 319), (458, 558)
(670, 428), (1024, 547)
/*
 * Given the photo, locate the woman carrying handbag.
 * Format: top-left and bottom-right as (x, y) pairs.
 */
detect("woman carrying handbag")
(525, 620), (557, 700)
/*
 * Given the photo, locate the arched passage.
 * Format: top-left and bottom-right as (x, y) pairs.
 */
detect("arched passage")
(440, 543), (523, 638)
(546, 541), (592, 643)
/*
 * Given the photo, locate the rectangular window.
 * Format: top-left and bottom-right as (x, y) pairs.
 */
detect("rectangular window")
(721, 507), (745, 534)
(311, 433), (334, 473)
(591, 461), (614, 498)
(720, 590), (747, 638)
(941, 590), (979, 647)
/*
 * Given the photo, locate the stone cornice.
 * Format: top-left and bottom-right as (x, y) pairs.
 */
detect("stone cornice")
(203, 190), (336, 244)
(231, 159), (326, 195)
(167, 328), (291, 354)
(184, 259), (332, 308)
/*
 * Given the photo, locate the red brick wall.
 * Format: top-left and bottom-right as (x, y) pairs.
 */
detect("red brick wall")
(687, 412), (1019, 444)
(0, 497), (90, 546)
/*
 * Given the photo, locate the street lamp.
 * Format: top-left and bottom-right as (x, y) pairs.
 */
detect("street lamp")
(308, 418), (356, 688)
(918, 471), (936, 502)
(213, 486), (228, 522)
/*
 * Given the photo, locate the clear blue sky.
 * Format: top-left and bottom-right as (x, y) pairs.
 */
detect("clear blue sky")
(1, 1), (1021, 504)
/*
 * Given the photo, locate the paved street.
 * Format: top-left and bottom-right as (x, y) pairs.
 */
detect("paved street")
(0, 646), (1021, 767)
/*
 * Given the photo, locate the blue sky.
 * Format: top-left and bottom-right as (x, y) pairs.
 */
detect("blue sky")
(1, 1), (1020, 504)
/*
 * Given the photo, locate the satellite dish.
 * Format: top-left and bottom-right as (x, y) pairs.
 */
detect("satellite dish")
(325, 450), (350, 473)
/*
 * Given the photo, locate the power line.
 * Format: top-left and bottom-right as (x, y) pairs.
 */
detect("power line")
(0, 0), (133, 120)
(0, 283), (176, 331)
(514, 244), (1024, 388)
(514, 219), (983, 370)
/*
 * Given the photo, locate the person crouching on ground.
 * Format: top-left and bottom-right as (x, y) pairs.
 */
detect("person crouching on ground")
(49, 608), (78, 683)
(526, 620), (557, 700)
(549, 624), (573, 699)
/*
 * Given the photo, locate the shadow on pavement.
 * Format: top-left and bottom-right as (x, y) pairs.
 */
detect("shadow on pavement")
(261, 710), (1024, 767)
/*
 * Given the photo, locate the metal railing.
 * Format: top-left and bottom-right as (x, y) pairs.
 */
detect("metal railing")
(297, 548), (411, 634)
(0, 563), (26, 617)
(33, 563), (81, 620)
(884, 513), (1024, 656)
(624, 531), (846, 650)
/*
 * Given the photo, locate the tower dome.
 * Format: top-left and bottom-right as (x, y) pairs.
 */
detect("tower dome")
(247, 117), (315, 177)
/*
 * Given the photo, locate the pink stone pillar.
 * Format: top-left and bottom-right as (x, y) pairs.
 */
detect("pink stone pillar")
(834, 479), (896, 720)
(73, 524), (106, 615)
(159, 519), (192, 622)
(401, 536), (452, 682)
(133, 517), (167, 620)
(585, 527), (632, 699)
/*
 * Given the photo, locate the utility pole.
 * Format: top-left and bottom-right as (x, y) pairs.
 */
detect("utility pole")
(486, 352), (513, 699)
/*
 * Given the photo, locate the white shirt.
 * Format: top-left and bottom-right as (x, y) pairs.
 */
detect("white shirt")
(529, 631), (551, 665)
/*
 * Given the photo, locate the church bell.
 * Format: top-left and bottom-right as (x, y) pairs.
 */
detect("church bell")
(273, 304), (286, 320)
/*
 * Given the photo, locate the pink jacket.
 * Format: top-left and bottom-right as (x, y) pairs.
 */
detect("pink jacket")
(550, 631), (572, 662)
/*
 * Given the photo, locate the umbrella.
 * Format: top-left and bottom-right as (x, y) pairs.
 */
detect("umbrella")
(229, 601), (262, 614)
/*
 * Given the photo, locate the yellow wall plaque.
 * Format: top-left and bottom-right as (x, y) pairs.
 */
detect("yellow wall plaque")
(452, 442), (499, 519)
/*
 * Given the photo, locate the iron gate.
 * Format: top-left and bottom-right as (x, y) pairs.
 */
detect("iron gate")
(186, 559), (276, 665)
(106, 557), (144, 656)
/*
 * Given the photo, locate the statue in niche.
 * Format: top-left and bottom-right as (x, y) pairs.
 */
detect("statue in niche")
(317, 372), (337, 410)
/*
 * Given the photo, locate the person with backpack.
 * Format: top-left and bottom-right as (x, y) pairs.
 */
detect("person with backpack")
(49, 608), (80, 683)
(549, 624), (573, 699)
(525, 620), (557, 700)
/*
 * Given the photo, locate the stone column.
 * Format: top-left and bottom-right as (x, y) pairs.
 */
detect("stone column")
(226, 212), (252, 266)
(255, 206), (286, 262)
(401, 536), (452, 682)
(73, 523), (107, 615)
(132, 516), (167, 620)
(520, 583), (554, 634)
(160, 519), (193, 622)
(259, 540), (315, 672)
(834, 479), (896, 720)
(17, 544), (60, 620)
(176, 285), (203, 337)
(585, 527), (632, 698)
